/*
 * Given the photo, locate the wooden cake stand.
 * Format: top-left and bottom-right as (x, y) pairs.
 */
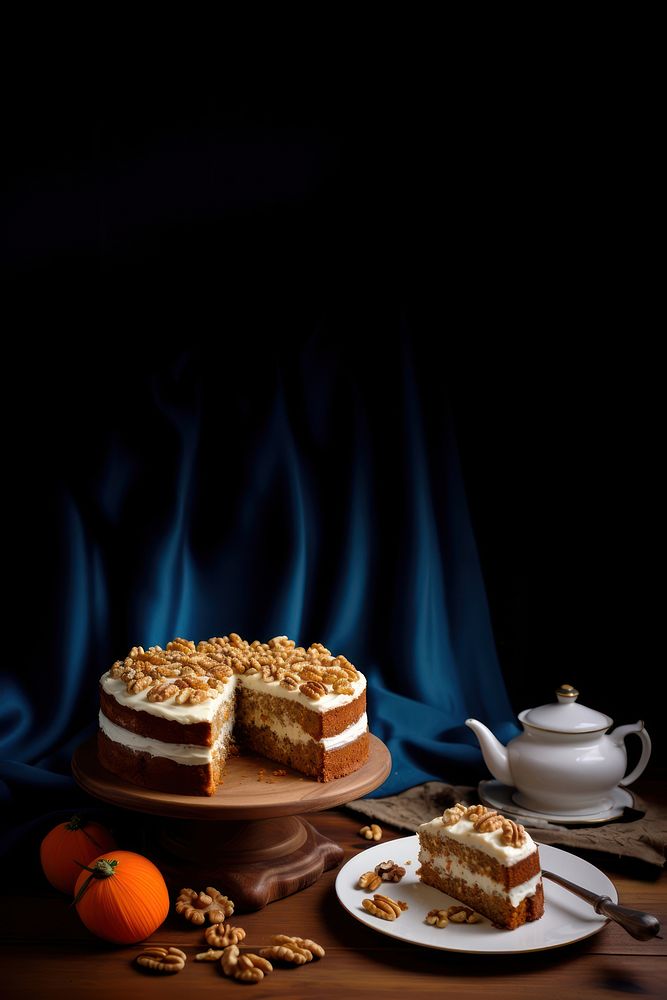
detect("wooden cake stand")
(71, 734), (391, 912)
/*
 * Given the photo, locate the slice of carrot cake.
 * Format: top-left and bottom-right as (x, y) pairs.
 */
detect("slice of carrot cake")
(417, 803), (544, 929)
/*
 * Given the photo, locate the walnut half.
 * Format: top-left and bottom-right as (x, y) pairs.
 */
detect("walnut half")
(220, 945), (273, 983)
(175, 886), (234, 925)
(135, 946), (186, 974)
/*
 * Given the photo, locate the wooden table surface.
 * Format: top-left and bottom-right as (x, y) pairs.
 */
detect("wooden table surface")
(1, 796), (665, 999)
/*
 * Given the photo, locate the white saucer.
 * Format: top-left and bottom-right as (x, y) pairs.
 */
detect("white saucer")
(478, 780), (635, 826)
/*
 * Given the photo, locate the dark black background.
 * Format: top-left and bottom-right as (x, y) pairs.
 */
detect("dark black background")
(4, 74), (663, 770)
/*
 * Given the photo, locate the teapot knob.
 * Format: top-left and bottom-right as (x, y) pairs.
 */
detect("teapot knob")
(556, 684), (579, 704)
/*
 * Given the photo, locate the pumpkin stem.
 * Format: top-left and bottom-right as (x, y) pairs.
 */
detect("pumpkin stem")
(65, 814), (105, 850)
(72, 858), (119, 907)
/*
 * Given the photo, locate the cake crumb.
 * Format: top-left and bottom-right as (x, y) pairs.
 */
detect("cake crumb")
(273, 769), (287, 777)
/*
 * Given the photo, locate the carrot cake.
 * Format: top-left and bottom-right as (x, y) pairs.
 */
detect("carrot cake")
(97, 634), (369, 795)
(417, 803), (544, 929)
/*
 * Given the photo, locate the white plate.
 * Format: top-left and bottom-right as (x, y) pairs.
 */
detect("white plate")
(479, 779), (634, 825)
(335, 836), (617, 954)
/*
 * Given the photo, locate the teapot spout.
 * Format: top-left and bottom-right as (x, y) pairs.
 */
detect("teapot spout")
(465, 719), (514, 786)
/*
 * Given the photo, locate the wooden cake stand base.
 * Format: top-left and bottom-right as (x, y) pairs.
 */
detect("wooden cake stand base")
(71, 734), (391, 911)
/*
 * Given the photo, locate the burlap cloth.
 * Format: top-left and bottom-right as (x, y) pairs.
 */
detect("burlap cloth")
(346, 783), (667, 867)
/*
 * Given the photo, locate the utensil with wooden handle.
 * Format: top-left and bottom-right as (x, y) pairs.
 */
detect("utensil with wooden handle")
(542, 869), (661, 941)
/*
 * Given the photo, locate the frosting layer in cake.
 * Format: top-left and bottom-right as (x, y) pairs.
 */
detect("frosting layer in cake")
(99, 709), (368, 764)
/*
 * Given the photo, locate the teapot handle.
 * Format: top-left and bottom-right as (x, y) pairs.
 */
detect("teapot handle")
(620, 723), (652, 787)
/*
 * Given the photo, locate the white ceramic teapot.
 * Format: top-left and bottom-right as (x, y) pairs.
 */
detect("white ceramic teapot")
(466, 684), (652, 816)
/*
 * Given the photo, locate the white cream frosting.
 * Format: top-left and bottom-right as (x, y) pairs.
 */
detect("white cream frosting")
(419, 849), (541, 908)
(236, 669), (366, 712)
(418, 816), (536, 865)
(99, 710), (234, 765)
(265, 711), (368, 751)
(100, 668), (366, 722)
(100, 673), (231, 724)
(99, 709), (368, 765)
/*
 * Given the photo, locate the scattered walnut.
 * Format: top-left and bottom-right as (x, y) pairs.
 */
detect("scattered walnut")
(259, 942), (311, 965)
(175, 886), (234, 925)
(362, 894), (408, 921)
(447, 905), (480, 923)
(205, 922), (246, 947)
(220, 945), (273, 983)
(273, 769), (287, 777)
(425, 905), (481, 927)
(135, 946), (186, 974)
(358, 871), (382, 891)
(359, 824), (382, 841)
(425, 908), (449, 928)
(374, 860), (406, 882)
(271, 935), (325, 959)
(195, 948), (224, 961)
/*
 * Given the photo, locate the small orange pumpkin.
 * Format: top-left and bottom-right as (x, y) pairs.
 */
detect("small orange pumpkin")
(73, 850), (170, 944)
(40, 815), (116, 894)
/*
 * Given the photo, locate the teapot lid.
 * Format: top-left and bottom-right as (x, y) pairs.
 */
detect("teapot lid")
(520, 685), (612, 733)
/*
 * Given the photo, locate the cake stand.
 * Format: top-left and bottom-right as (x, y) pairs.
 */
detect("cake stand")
(71, 734), (391, 912)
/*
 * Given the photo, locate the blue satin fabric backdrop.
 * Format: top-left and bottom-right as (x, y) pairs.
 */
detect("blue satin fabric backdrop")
(0, 336), (519, 812)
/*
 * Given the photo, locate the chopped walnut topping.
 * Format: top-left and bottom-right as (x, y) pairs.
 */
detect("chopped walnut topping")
(332, 680), (355, 695)
(147, 681), (180, 702)
(128, 675), (153, 693)
(299, 680), (328, 700)
(501, 818), (526, 846)
(473, 811), (504, 834)
(442, 803), (467, 826)
(108, 632), (361, 703)
(442, 804), (528, 847)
